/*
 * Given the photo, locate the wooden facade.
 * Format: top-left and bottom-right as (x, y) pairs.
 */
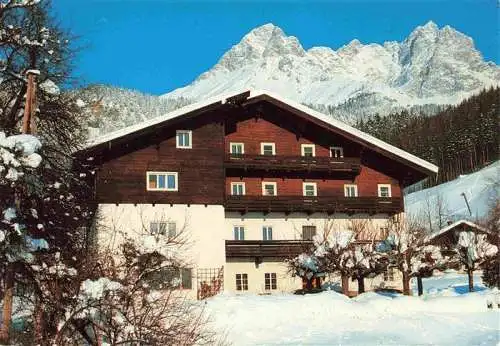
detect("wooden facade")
(79, 92), (435, 215)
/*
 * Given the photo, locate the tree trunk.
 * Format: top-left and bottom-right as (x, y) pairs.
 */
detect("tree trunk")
(341, 274), (349, 296)
(0, 265), (14, 344)
(357, 277), (365, 294)
(468, 268), (474, 292)
(417, 276), (423, 296)
(34, 297), (44, 344)
(402, 271), (411, 296)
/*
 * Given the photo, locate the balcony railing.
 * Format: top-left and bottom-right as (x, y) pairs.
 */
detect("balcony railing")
(224, 154), (361, 173)
(225, 195), (403, 215)
(225, 240), (313, 259)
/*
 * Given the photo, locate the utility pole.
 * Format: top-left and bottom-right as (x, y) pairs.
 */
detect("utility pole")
(0, 69), (38, 344)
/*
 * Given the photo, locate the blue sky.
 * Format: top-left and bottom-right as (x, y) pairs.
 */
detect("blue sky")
(53, 0), (498, 95)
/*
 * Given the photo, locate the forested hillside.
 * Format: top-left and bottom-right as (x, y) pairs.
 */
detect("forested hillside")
(357, 87), (499, 187)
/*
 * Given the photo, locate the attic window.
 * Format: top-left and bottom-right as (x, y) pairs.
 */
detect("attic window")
(147, 172), (178, 191)
(330, 146), (344, 158)
(378, 184), (392, 198)
(176, 130), (192, 149)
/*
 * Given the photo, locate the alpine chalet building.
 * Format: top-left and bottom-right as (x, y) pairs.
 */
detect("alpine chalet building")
(78, 90), (438, 297)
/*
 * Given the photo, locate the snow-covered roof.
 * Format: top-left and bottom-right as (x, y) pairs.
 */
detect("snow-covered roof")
(425, 219), (489, 242)
(84, 89), (438, 174)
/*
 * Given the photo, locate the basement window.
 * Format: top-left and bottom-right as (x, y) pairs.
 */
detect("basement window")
(147, 172), (178, 191)
(142, 267), (192, 290)
(236, 273), (248, 291)
(176, 130), (192, 149)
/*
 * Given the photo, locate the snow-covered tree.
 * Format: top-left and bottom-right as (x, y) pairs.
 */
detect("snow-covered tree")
(455, 231), (497, 292)
(286, 253), (322, 291)
(380, 216), (448, 295)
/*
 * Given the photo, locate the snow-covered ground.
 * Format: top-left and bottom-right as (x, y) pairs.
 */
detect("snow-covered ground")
(406, 161), (499, 222)
(205, 272), (499, 345)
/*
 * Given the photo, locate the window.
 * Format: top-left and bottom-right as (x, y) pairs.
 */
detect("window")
(261, 142), (276, 155)
(150, 221), (176, 238)
(262, 226), (273, 241)
(383, 267), (395, 281)
(231, 182), (245, 195)
(147, 172), (178, 191)
(378, 184), (392, 197)
(142, 267), (192, 290)
(330, 146), (344, 158)
(234, 226), (245, 240)
(344, 184), (358, 197)
(302, 225), (316, 240)
(262, 182), (277, 196)
(236, 273), (248, 291)
(230, 142), (244, 155)
(303, 182), (317, 197)
(380, 227), (389, 239)
(265, 273), (277, 290)
(301, 144), (315, 157)
(176, 130), (192, 149)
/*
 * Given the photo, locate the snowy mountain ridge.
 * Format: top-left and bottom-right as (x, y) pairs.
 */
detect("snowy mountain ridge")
(163, 22), (499, 121)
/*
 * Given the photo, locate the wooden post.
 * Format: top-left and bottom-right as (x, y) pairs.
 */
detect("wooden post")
(22, 70), (38, 134)
(417, 276), (423, 296)
(0, 267), (14, 344)
(0, 70), (38, 344)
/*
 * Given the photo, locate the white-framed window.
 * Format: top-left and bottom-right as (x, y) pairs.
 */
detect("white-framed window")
(150, 221), (176, 238)
(330, 146), (344, 158)
(344, 184), (358, 197)
(230, 142), (244, 154)
(236, 273), (248, 291)
(176, 130), (192, 149)
(264, 273), (277, 290)
(301, 144), (315, 157)
(378, 184), (392, 197)
(231, 182), (246, 195)
(303, 182), (317, 197)
(262, 182), (277, 196)
(147, 172), (178, 191)
(233, 226), (245, 240)
(261, 142), (276, 155)
(262, 226), (273, 241)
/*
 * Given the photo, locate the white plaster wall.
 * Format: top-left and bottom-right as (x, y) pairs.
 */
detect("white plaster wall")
(224, 259), (303, 294)
(96, 204), (226, 293)
(224, 212), (394, 241)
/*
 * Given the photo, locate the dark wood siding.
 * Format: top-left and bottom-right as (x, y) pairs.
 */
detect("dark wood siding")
(224, 107), (402, 200)
(94, 111), (225, 204)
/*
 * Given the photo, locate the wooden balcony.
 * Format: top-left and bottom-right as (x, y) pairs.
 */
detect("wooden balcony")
(225, 240), (314, 259)
(225, 195), (403, 215)
(224, 154), (361, 173)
